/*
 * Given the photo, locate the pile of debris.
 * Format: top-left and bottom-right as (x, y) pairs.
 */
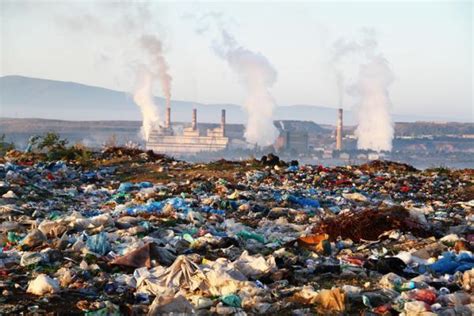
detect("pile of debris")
(0, 151), (472, 315)
(313, 206), (433, 242)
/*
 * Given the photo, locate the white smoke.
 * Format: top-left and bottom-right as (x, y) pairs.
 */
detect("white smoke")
(335, 72), (344, 108)
(332, 38), (357, 109)
(133, 68), (161, 140)
(57, 3), (172, 141)
(331, 30), (394, 152)
(138, 34), (173, 113)
(215, 30), (278, 147)
(354, 55), (394, 151)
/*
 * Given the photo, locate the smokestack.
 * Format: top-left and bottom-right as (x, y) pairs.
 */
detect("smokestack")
(221, 109), (226, 137)
(165, 101), (171, 129)
(336, 108), (343, 150)
(192, 108), (197, 131)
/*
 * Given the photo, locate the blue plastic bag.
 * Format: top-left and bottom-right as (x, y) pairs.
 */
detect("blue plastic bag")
(201, 206), (225, 216)
(86, 232), (110, 256)
(139, 182), (153, 188)
(429, 252), (474, 274)
(286, 165), (299, 172)
(288, 195), (320, 208)
(146, 201), (164, 213)
(117, 182), (134, 193)
(167, 197), (188, 211)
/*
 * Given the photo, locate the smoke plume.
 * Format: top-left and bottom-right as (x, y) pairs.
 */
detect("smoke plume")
(331, 30), (394, 152)
(335, 72), (344, 108)
(331, 38), (360, 109)
(138, 35), (173, 111)
(215, 30), (278, 147)
(58, 3), (172, 141)
(354, 55), (394, 151)
(133, 68), (161, 140)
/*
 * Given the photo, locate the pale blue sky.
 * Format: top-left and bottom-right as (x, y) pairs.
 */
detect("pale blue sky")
(1, 0), (472, 121)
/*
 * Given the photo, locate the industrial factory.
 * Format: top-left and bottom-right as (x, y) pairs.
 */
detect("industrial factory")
(146, 105), (229, 155)
(146, 100), (345, 157)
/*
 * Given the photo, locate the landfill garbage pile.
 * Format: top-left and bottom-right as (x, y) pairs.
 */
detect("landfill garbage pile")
(0, 149), (473, 315)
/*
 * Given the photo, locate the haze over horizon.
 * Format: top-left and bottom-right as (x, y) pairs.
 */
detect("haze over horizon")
(1, 1), (472, 122)
(2, 74), (471, 124)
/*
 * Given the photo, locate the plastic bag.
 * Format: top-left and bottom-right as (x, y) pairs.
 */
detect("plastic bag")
(221, 294), (242, 307)
(288, 195), (320, 208)
(117, 182), (134, 192)
(148, 295), (194, 315)
(232, 251), (276, 279)
(26, 274), (60, 296)
(237, 230), (265, 243)
(314, 288), (345, 312)
(429, 252), (474, 274)
(86, 232), (110, 255)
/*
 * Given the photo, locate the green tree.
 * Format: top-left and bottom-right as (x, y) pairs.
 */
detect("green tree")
(35, 132), (68, 152)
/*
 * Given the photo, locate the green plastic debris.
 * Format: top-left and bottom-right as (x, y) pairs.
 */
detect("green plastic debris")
(111, 192), (129, 203)
(237, 230), (265, 243)
(84, 301), (121, 316)
(322, 239), (332, 256)
(217, 178), (228, 185)
(220, 294), (242, 307)
(183, 233), (194, 243)
(48, 211), (61, 220)
(7, 232), (22, 243)
(139, 221), (152, 231)
(183, 227), (198, 236)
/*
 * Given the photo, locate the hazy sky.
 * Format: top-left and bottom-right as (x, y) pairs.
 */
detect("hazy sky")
(1, 0), (472, 121)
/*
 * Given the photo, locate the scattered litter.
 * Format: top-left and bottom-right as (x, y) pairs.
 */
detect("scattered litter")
(1, 149), (473, 314)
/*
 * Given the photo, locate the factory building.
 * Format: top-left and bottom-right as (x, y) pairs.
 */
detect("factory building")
(146, 109), (229, 155)
(274, 121), (309, 152)
(276, 131), (309, 152)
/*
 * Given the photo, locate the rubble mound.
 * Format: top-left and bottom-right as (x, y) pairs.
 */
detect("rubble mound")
(360, 159), (419, 173)
(101, 146), (171, 162)
(313, 206), (432, 242)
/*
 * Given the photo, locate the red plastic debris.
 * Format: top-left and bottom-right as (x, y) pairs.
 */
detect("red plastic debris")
(400, 186), (411, 193)
(413, 289), (437, 305)
(373, 304), (392, 314)
(335, 179), (352, 186)
(342, 257), (365, 266)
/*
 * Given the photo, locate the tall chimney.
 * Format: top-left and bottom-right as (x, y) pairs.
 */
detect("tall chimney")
(192, 108), (197, 131)
(165, 100), (171, 129)
(336, 108), (343, 150)
(221, 109), (226, 137)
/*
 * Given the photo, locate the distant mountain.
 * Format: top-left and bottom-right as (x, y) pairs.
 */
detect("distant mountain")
(0, 75), (462, 125)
